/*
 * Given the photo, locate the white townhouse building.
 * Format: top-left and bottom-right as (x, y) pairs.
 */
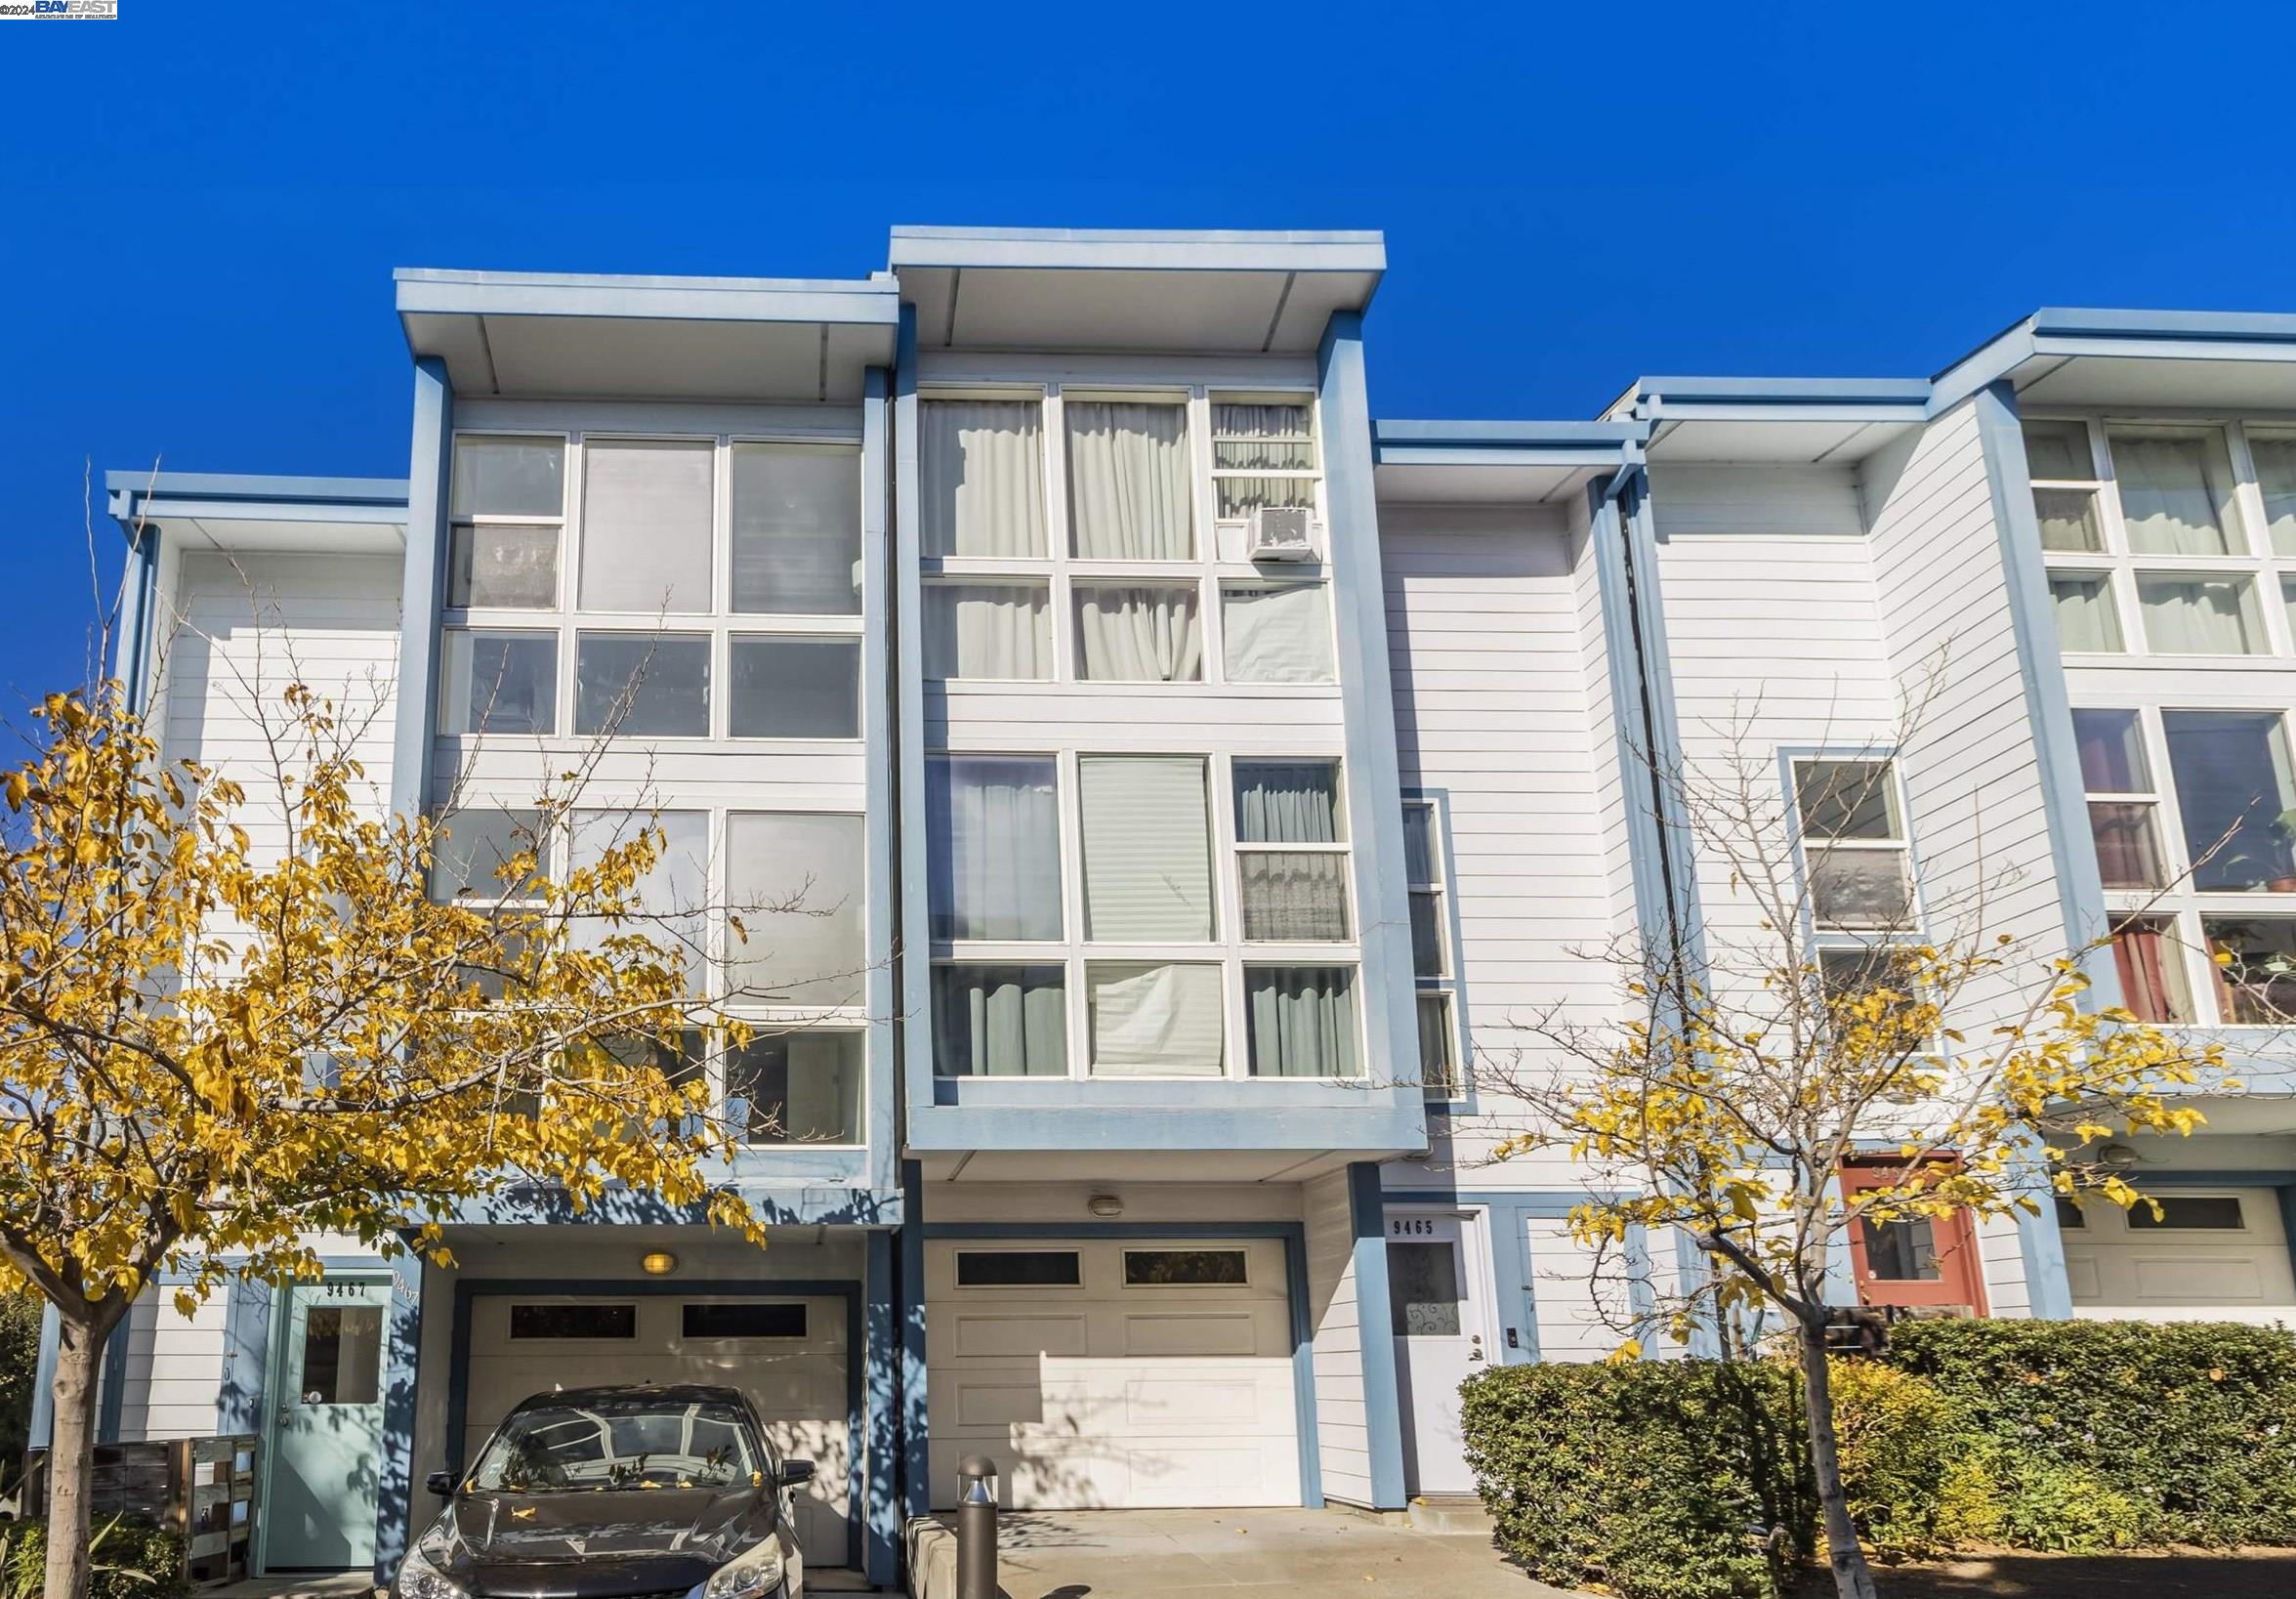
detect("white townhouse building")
(26, 231), (2296, 1589)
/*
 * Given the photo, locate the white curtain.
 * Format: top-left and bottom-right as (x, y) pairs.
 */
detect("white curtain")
(2139, 576), (2260, 654)
(1245, 966), (1358, 1078)
(1066, 402), (1193, 559)
(934, 965), (1067, 1077)
(2020, 421), (2092, 482)
(1087, 962), (1224, 1076)
(723, 812), (865, 1005)
(1079, 755), (1212, 941)
(579, 440), (715, 610)
(925, 583), (1050, 679)
(1234, 761), (1342, 843)
(1074, 585), (1202, 681)
(1224, 582), (1335, 683)
(2050, 575), (2122, 652)
(929, 757), (1063, 941)
(2250, 436), (2296, 556)
(2113, 434), (2234, 555)
(922, 400), (1046, 557)
(1239, 853), (1350, 941)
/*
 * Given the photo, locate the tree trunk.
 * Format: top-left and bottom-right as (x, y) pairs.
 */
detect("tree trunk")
(45, 1310), (106, 1599)
(1797, 1319), (1878, 1599)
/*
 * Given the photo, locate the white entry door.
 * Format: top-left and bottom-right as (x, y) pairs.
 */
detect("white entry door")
(1386, 1212), (1488, 1497)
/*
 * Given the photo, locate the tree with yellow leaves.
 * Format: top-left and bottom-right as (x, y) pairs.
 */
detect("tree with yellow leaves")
(0, 670), (805, 1599)
(1473, 713), (2232, 1599)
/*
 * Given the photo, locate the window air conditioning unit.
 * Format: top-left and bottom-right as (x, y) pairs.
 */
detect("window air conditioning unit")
(1246, 505), (1318, 562)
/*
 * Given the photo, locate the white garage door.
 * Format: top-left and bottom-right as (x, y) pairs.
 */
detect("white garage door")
(462, 1293), (851, 1563)
(2065, 1190), (2296, 1325)
(926, 1239), (1301, 1509)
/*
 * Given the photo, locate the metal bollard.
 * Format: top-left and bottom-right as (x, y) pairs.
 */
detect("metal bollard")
(956, 1452), (999, 1599)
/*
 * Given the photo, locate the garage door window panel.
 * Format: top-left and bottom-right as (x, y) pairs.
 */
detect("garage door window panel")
(956, 1250), (1082, 1288)
(1122, 1249), (1248, 1287)
(2128, 1196), (2247, 1230)
(509, 1303), (638, 1341)
(682, 1302), (808, 1339)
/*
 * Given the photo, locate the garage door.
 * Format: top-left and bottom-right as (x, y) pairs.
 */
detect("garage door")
(462, 1293), (850, 1563)
(2064, 1190), (2296, 1324)
(926, 1239), (1301, 1509)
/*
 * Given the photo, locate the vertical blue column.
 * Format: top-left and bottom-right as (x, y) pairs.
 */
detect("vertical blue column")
(1347, 1163), (1405, 1509)
(112, 519), (160, 710)
(372, 1260), (425, 1584)
(96, 1311), (131, 1443)
(392, 358), (453, 821)
(28, 1303), (59, 1449)
(899, 1159), (929, 1525)
(892, 308), (933, 1125)
(860, 365), (900, 1195)
(864, 1232), (898, 1585)
(1315, 312), (1421, 1118)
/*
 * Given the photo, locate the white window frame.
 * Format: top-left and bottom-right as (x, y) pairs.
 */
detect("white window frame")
(439, 428), (867, 748)
(916, 384), (1338, 693)
(2074, 701), (2296, 1027)
(1119, 1246), (1252, 1288)
(1788, 755), (1921, 941)
(925, 748), (1364, 1082)
(2029, 415), (2296, 663)
(1402, 795), (1465, 1101)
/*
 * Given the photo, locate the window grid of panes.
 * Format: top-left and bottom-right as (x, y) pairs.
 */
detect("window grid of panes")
(424, 801), (869, 1144)
(439, 431), (866, 743)
(926, 749), (1364, 1081)
(917, 387), (1340, 689)
(1402, 798), (1465, 1101)
(2027, 416), (2296, 660)
(1790, 757), (1919, 939)
(2071, 704), (2296, 1026)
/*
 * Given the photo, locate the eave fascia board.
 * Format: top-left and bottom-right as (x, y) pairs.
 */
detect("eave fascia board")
(888, 225), (1387, 276)
(104, 472), (410, 539)
(393, 267), (902, 332)
(1372, 416), (1646, 471)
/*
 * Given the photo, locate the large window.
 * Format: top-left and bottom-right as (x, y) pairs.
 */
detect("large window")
(918, 388), (1335, 688)
(440, 432), (865, 744)
(2073, 703), (2296, 1024)
(2026, 417), (2296, 660)
(724, 1031), (864, 1145)
(926, 749), (1363, 1081)
(724, 812), (866, 1006)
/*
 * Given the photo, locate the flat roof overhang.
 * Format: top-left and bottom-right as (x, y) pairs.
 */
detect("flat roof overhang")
(1372, 419), (1646, 504)
(107, 471), (408, 555)
(890, 226), (1385, 355)
(1955, 309), (2296, 413)
(395, 268), (900, 402)
(1608, 378), (1932, 465)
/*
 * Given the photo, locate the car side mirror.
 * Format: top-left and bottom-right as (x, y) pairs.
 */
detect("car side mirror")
(426, 1471), (456, 1497)
(776, 1459), (815, 1488)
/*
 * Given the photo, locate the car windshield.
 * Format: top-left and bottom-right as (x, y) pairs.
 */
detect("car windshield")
(467, 1396), (766, 1494)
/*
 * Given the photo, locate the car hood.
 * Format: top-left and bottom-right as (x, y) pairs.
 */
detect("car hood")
(425, 1485), (776, 1597)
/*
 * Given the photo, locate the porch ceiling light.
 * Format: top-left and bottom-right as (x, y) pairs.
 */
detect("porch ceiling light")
(1087, 1195), (1124, 1218)
(641, 1249), (680, 1276)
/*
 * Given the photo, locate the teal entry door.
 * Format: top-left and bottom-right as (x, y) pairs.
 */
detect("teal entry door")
(262, 1281), (390, 1571)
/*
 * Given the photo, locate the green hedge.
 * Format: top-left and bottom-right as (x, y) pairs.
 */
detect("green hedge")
(1457, 1320), (2296, 1599)
(1457, 1360), (1814, 1599)
(1885, 1318), (2296, 1546)
(1, 1517), (188, 1599)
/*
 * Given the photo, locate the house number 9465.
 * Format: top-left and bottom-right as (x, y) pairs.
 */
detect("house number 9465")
(1391, 1218), (1438, 1236)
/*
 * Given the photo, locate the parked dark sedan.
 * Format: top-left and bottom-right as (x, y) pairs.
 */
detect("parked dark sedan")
(395, 1384), (814, 1599)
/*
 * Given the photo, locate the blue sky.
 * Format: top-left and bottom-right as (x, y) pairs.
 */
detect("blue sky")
(3, 1), (2293, 706)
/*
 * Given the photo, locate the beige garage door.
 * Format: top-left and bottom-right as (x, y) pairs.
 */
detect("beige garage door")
(926, 1239), (1301, 1509)
(2064, 1190), (2296, 1324)
(461, 1293), (851, 1563)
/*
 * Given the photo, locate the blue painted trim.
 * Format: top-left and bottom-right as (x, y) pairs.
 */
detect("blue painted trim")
(373, 1258), (426, 1583)
(96, 1316), (129, 1444)
(892, 307), (934, 1140)
(28, 1303), (58, 1450)
(2276, 1188), (2296, 1313)
(1347, 1164), (1406, 1510)
(216, 1279), (271, 1438)
(921, 1219), (1326, 1508)
(111, 521), (158, 711)
(439, 1278), (867, 1571)
(2031, 307), (2296, 344)
(1373, 418), (1646, 446)
(1320, 311), (1427, 1129)
(862, 1234), (898, 1587)
(898, 1162), (928, 1529)
(859, 364), (898, 1197)
(392, 358), (451, 821)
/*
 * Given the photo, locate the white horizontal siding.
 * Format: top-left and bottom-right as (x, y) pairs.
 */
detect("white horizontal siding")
(112, 1290), (228, 1443)
(1302, 1167), (1370, 1507)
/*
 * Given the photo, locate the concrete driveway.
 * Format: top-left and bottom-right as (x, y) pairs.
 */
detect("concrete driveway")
(912, 1506), (1583, 1598)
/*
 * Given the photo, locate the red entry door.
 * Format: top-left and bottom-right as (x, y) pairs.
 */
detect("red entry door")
(1838, 1159), (1989, 1316)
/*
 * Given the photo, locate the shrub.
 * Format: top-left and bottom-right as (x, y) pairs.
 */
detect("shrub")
(1, 1517), (187, 1599)
(1883, 1317), (2296, 1545)
(1458, 1360), (1813, 1599)
(1823, 1357), (1972, 1558)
